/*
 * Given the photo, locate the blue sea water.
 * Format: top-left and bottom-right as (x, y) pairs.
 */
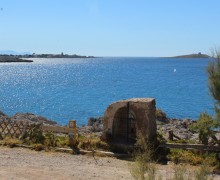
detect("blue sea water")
(0, 57), (214, 125)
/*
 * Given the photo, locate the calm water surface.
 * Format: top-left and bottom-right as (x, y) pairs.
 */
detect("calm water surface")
(0, 57), (214, 125)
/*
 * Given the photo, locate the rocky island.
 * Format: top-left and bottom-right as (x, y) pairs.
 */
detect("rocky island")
(172, 52), (210, 58)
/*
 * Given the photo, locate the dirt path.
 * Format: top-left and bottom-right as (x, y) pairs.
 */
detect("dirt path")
(0, 147), (219, 180)
(0, 147), (132, 180)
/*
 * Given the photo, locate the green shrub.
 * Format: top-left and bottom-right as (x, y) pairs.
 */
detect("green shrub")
(169, 149), (203, 165)
(44, 132), (59, 147)
(207, 48), (220, 122)
(169, 149), (219, 167)
(29, 127), (45, 144)
(190, 112), (217, 145)
(56, 135), (69, 147)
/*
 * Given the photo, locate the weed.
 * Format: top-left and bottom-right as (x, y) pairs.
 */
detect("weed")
(169, 149), (203, 165)
(172, 165), (192, 180)
(189, 112), (217, 145)
(78, 134), (109, 151)
(2, 136), (22, 148)
(44, 132), (59, 147)
(130, 132), (161, 180)
(194, 164), (214, 180)
(29, 126), (45, 144)
(31, 143), (45, 151)
(169, 149), (219, 168)
(56, 135), (69, 147)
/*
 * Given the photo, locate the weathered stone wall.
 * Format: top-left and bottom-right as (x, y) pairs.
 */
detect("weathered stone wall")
(103, 98), (156, 142)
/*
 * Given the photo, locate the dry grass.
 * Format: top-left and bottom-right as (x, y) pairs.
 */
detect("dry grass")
(78, 134), (110, 151)
(0, 136), (22, 148)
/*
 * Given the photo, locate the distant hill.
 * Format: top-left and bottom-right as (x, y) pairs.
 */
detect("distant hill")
(0, 50), (31, 55)
(172, 52), (210, 58)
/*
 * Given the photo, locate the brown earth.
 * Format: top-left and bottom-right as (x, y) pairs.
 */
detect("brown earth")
(0, 147), (219, 180)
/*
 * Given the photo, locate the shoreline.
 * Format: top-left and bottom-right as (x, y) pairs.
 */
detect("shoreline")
(0, 111), (208, 143)
(0, 55), (33, 63)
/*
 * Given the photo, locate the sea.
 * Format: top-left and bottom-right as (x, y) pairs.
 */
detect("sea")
(0, 57), (214, 126)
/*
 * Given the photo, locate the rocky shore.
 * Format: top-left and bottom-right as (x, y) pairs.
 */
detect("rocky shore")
(84, 116), (201, 142)
(0, 111), (219, 143)
(0, 55), (33, 63)
(84, 116), (220, 144)
(0, 111), (57, 125)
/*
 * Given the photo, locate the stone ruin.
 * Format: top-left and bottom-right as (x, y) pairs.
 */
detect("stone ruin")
(103, 98), (156, 144)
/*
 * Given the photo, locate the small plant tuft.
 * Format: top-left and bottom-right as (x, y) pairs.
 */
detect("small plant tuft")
(194, 164), (214, 180)
(130, 132), (160, 180)
(31, 143), (45, 151)
(44, 132), (59, 147)
(78, 134), (109, 151)
(2, 137), (22, 148)
(29, 126), (45, 144)
(190, 112), (217, 145)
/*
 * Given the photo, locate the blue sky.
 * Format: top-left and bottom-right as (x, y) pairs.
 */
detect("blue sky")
(0, 0), (220, 56)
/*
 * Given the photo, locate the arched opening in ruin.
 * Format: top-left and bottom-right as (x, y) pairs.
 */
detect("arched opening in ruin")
(112, 103), (136, 143)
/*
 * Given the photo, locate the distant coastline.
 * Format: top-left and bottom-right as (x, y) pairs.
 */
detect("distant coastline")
(22, 53), (96, 59)
(0, 55), (33, 63)
(171, 52), (210, 58)
(0, 53), (97, 63)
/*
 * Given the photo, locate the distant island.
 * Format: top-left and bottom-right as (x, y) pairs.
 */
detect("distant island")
(172, 52), (210, 58)
(0, 53), (96, 63)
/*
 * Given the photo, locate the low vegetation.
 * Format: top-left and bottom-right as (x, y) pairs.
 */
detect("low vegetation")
(208, 48), (220, 122)
(189, 112), (218, 145)
(129, 133), (161, 180)
(0, 129), (110, 152)
(78, 133), (110, 151)
(1, 136), (22, 148)
(168, 149), (218, 166)
(172, 164), (214, 180)
(129, 133), (217, 179)
(0, 130), (69, 150)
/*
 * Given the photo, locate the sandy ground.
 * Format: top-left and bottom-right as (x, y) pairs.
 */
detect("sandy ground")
(0, 147), (133, 180)
(0, 147), (219, 180)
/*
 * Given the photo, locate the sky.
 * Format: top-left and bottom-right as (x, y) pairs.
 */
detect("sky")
(0, 0), (220, 57)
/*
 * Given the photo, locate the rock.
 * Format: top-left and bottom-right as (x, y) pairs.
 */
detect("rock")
(10, 113), (57, 125)
(0, 111), (57, 125)
(87, 117), (104, 132)
(156, 109), (168, 123)
(87, 117), (103, 126)
(157, 117), (199, 142)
